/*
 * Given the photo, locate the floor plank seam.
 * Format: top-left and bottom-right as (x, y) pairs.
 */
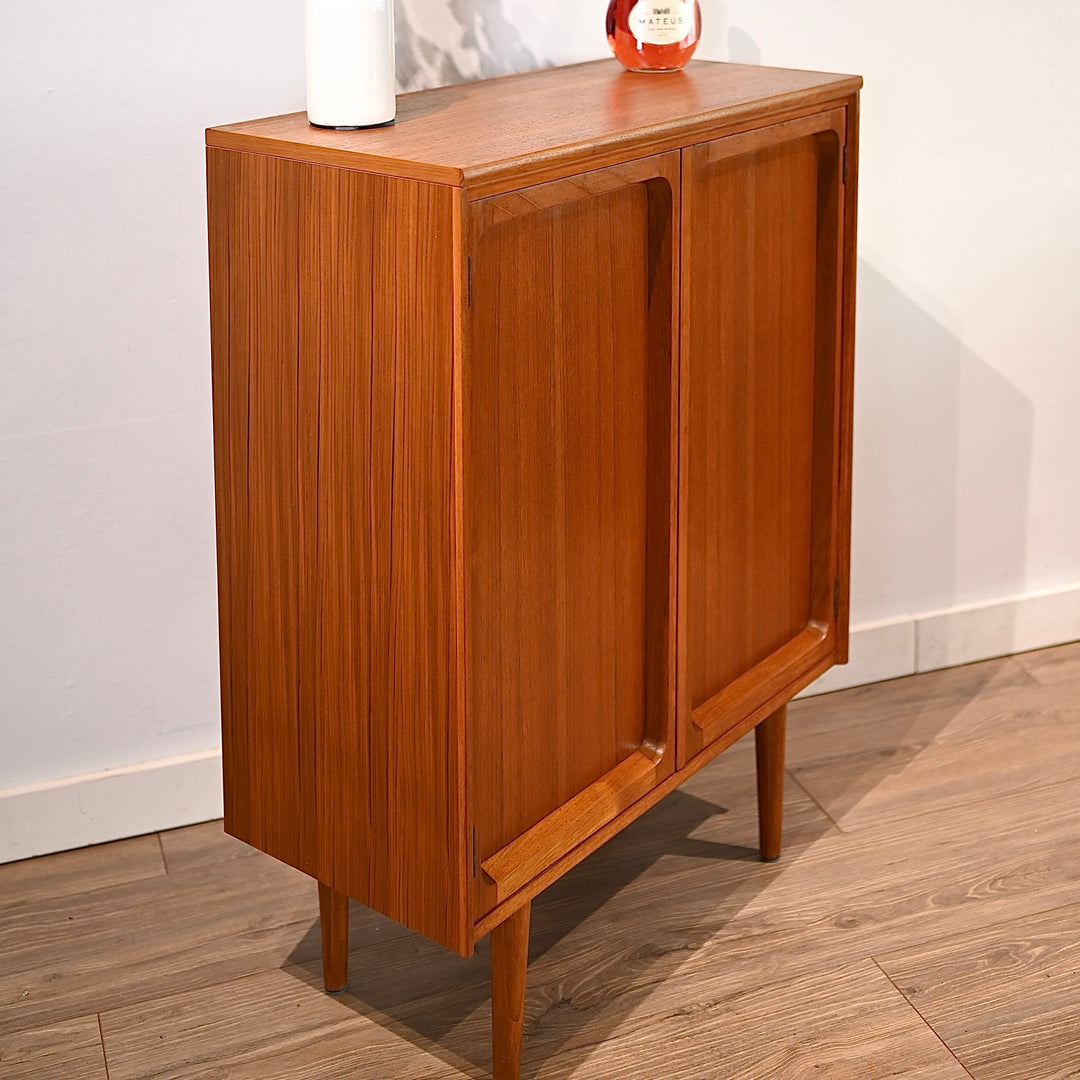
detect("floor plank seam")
(869, 894), (1080, 971)
(784, 769), (846, 834)
(7, 647), (1079, 1079)
(793, 657), (1049, 726)
(88, 944), (327, 1030)
(1012, 648), (1080, 687)
(994, 656), (1042, 691)
(791, 687), (1077, 773)
(870, 958), (977, 1079)
(97, 1012), (112, 1080)
(791, 671), (1080, 758)
(822, 770), (1080, 838)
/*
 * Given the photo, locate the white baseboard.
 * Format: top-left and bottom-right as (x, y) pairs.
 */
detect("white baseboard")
(916, 584), (1080, 672)
(798, 616), (916, 696)
(0, 750), (223, 865)
(802, 582), (1080, 697)
(4, 583), (1079, 863)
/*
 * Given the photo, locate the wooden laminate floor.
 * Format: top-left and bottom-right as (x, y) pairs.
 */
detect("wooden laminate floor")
(2, 643), (1078, 1079)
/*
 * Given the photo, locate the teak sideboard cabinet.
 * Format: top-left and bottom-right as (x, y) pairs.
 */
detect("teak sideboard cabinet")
(207, 58), (860, 1079)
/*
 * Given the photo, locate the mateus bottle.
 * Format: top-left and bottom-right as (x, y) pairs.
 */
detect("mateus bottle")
(606, 0), (701, 72)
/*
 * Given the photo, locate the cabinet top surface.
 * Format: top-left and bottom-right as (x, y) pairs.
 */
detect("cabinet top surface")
(206, 59), (860, 191)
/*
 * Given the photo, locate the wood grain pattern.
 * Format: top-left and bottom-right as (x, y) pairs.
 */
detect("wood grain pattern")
(0, 1015), (108, 1080)
(92, 771), (1080, 1079)
(481, 751), (661, 906)
(207, 145), (252, 849)
(490, 777), (1080, 1070)
(206, 64), (864, 1072)
(834, 91), (860, 659)
(98, 967), (467, 1080)
(1012, 640), (1080, 686)
(319, 884), (349, 993)
(526, 960), (972, 1080)
(157, 821), (259, 875)
(244, 151), (304, 871)
(754, 706), (786, 860)
(9, 656), (1080, 1079)
(79, 752), (834, 1080)
(471, 657), (835, 939)
(789, 679), (1080, 831)
(206, 60), (862, 197)
(467, 669), (1080, 1062)
(678, 109), (846, 765)
(878, 901), (1080, 1080)
(0, 853), (320, 1036)
(0, 837), (426, 1041)
(787, 656), (1037, 742)
(0, 835), (164, 907)
(690, 626), (829, 743)
(465, 155), (679, 920)
(490, 904), (530, 1080)
(209, 149), (467, 952)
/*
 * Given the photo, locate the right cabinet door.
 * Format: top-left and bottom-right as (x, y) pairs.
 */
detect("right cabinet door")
(678, 108), (849, 766)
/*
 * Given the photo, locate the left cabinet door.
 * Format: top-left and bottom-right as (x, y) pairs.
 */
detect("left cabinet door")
(464, 153), (680, 919)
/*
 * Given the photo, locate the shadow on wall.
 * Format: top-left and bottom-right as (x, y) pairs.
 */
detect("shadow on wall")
(700, 10), (1035, 647)
(727, 27), (761, 64)
(852, 262), (1033, 654)
(697, 2), (761, 64)
(395, 0), (546, 91)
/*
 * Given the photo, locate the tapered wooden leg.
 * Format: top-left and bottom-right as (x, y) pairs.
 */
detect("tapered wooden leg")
(318, 882), (349, 994)
(491, 901), (531, 1080)
(755, 705), (787, 862)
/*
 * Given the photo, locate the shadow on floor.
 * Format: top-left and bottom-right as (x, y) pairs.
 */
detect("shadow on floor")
(280, 645), (1029, 1078)
(283, 774), (830, 1078)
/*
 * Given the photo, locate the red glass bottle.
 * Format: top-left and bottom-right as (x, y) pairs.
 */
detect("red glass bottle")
(606, 0), (701, 73)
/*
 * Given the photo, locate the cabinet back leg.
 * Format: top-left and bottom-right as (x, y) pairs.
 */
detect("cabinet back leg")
(755, 705), (787, 861)
(491, 901), (531, 1080)
(318, 882), (350, 993)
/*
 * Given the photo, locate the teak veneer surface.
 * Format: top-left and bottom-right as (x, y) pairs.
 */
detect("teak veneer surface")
(206, 59), (861, 193)
(206, 58), (862, 1077)
(209, 149), (466, 952)
(678, 109), (845, 763)
(466, 152), (680, 915)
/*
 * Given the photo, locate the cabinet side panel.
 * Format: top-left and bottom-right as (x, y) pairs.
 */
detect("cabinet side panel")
(209, 151), (464, 952)
(309, 166), (461, 948)
(836, 95), (860, 661)
(210, 148), (306, 865)
(208, 148), (251, 843)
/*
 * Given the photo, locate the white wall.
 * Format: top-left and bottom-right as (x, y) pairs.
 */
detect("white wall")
(696, 0), (1080, 690)
(703, 0), (1080, 617)
(1, 0), (308, 854)
(2, 1), (1078, 859)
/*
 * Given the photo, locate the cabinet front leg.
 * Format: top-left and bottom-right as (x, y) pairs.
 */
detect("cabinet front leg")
(755, 705), (787, 861)
(491, 901), (531, 1080)
(318, 882), (349, 994)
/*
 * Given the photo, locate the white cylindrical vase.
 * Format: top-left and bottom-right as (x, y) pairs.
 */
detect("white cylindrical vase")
(305, 0), (396, 129)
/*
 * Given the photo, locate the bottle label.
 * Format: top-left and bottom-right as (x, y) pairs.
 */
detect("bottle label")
(627, 1), (691, 46)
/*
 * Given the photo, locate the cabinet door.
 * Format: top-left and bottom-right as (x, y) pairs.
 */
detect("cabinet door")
(465, 154), (679, 915)
(679, 109), (849, 765)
